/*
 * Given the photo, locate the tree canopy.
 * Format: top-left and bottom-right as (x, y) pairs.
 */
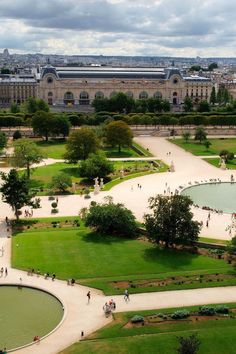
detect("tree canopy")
(0, 169), (40, 220)
(144, 195), (201, 247)
(12, 138), (43, 178)
(84, 198), (137, 237)
(194, 127), (207, 144)
(50, 173), (72, 193)
(106, 120), (133, 153)
(79, 152), (114, 180)
(64, 127), (100, 162)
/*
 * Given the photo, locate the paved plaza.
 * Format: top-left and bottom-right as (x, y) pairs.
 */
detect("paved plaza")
(0, 136), (236, 353)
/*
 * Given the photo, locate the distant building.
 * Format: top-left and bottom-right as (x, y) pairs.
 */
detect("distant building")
(38, 65), (213, 107)
(3, 48), (10, 59)
(0, 76), (37, 106)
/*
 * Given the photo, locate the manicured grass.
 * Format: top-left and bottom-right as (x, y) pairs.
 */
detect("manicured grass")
(170, 138), (236, 156)
(204, 158), (236, 169)
(103, 146), (139, 158)
(12, 226), (233, 294)
(60, 303), (236, 354)
(36, 140), (66, 159)
(199, 237), (227, 245)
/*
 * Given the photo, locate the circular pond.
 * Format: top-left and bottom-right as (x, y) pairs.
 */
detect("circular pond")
(0, 285), (64, 350)
(181, 182), (236, 213)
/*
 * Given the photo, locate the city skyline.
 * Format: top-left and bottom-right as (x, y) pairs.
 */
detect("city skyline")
(0, 0), (236, 57)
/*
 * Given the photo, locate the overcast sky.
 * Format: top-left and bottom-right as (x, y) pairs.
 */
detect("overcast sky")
(0, 0), (235, 57)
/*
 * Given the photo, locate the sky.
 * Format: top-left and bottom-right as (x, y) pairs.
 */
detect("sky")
(0, 0), (236, 57)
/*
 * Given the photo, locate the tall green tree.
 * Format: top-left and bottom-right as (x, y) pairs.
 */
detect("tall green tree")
(50, 173), (72, 193)
(0, 169), (40, 220)
(32, 111), (55, 141)
(210, 87), (216, 105)
(25, 97), (49, 114)
(144, 195), (201, 248)
(106, 120), (133, 153)
(10, 102), (20, 113)
(12, 138), (43, 178)
(79, 152), (114, 179)
(0, 132), (7, 150)
(197, 100), (210, 112)
(183, 96), (193, 112)
(194, 127), (207, 144)
(52, 115), (70, 138)
(182, 131), (191, 143)
(64, 127), (100, 162)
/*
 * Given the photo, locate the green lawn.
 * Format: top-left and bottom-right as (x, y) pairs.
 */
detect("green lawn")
(204, 158), (236, 169)
(35, 140), (148, 159)
(170, 138), (236, 156)
(60, 304), (236, 354)
(30, 160), (166, 192)
(36, 140), (66, 159)
(12, 225), (234, 294)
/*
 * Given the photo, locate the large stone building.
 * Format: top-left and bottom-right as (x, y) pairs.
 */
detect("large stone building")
(38, 66), (212, 107)
(0, 75), (37, 106)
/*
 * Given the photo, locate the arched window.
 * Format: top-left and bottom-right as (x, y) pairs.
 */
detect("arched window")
(64, 92), (74, 100)
(48, 92), (53, 97)
(126, 91), (133, 98)
(110, 91), (117, 98)
(153, 91), (162, 99)
(173, 92), (178, 97)
(47, 77), (53, 84)
(95, 91), (104, 99)
(139, 91), (148, 99)
(80, 91), (89, 100)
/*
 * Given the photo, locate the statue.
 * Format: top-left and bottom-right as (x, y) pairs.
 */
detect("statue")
(94, 177), (100, 195)
(150, 162), (154, 171)
(170, 161), (175, 172)
(220, 158), (226, 170)
(100, 178), (104, 189)
(120, 167), (124, 179)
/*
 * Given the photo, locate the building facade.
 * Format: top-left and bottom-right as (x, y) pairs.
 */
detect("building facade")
(0, 76), (37, 106)
(38, 66), (212, 107)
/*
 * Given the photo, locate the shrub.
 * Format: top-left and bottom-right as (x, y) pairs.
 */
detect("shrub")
(51, 208), (59, 214)
(215, 305), (229, 314)
(131, 315), (144, 323)
(171, 310), (190, 319)
(48, 196), (55, 201)
(199, 306), (215, 316)
(13, 130), (22, 140)
(51, 202), (58, 208)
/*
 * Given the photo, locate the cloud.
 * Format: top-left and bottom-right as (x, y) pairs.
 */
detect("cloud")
(0, 0), (236, 56)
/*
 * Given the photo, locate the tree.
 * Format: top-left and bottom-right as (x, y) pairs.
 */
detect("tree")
(204, 140), (212, 151)
(0, 132), (7, 150)
(12, 138), (43, 178)
(84, 199), (137, 237)
(64, 127), (100, 162)
(79, 152), (114, 180)
(106, 120), (133, 153)
(190, 65), (202, 72)
(10, 102), (20, 113)
(50, 173), (72, 193)
(182, 131), (191, 143)
(52, 115), (70, 138)
(32, 111), (55, 141)
(208, 62), (218, 71)
(194, 127), (207, 144)
(144, 195), (201, 248)
(177, 334), (201, 354)
(227, 236), (236, 255)
(219, 150), (234, 163)
(197, 100), (210, 112)
(183, 96), (193, 112)
(210, 87), (216, 105)
(25, 97), (49, 114)
(13, 130), (22, 140)
(0, 169), (40, 220)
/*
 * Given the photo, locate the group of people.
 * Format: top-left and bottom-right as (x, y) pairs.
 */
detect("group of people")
(27, 269), (56, 280)
(24, 209), (33, 218)
(0, 267), (7, 277)
(103, 299), (116, 317)
(67, 278), (76, 286)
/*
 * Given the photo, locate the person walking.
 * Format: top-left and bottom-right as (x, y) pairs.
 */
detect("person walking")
(87, 291), (91, 304)
(124, 289), (130, 302)
(5, 268), (7, 277)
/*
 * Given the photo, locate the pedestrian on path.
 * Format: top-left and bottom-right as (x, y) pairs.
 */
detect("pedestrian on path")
(87, 291), (91, 304)
(5, 268), (7, 277)
(124, 289), (130, 302)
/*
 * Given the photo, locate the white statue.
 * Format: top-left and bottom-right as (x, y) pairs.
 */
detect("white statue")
(170, 161), (175, 172)
(100, 178), (104, 189)
(150, 162), (154, 171)
(120, 168), (124, 178)
(94, 177), (100, 195)
(220, 158), (226, 170)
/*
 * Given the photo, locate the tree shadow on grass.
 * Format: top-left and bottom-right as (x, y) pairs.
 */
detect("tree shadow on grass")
(143, 247), (198, 270)
(81, 231), (128, 245)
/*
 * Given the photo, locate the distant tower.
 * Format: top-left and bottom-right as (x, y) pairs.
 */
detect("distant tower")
(171, 60), (175, 67)
(3, 48), (10, 59)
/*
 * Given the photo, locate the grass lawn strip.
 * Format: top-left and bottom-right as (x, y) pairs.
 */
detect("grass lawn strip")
(12, 223), (234, 294)
(59, 303), (236, 354)
(170, 138), (236, 156)
(204, 157), (236, 169)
